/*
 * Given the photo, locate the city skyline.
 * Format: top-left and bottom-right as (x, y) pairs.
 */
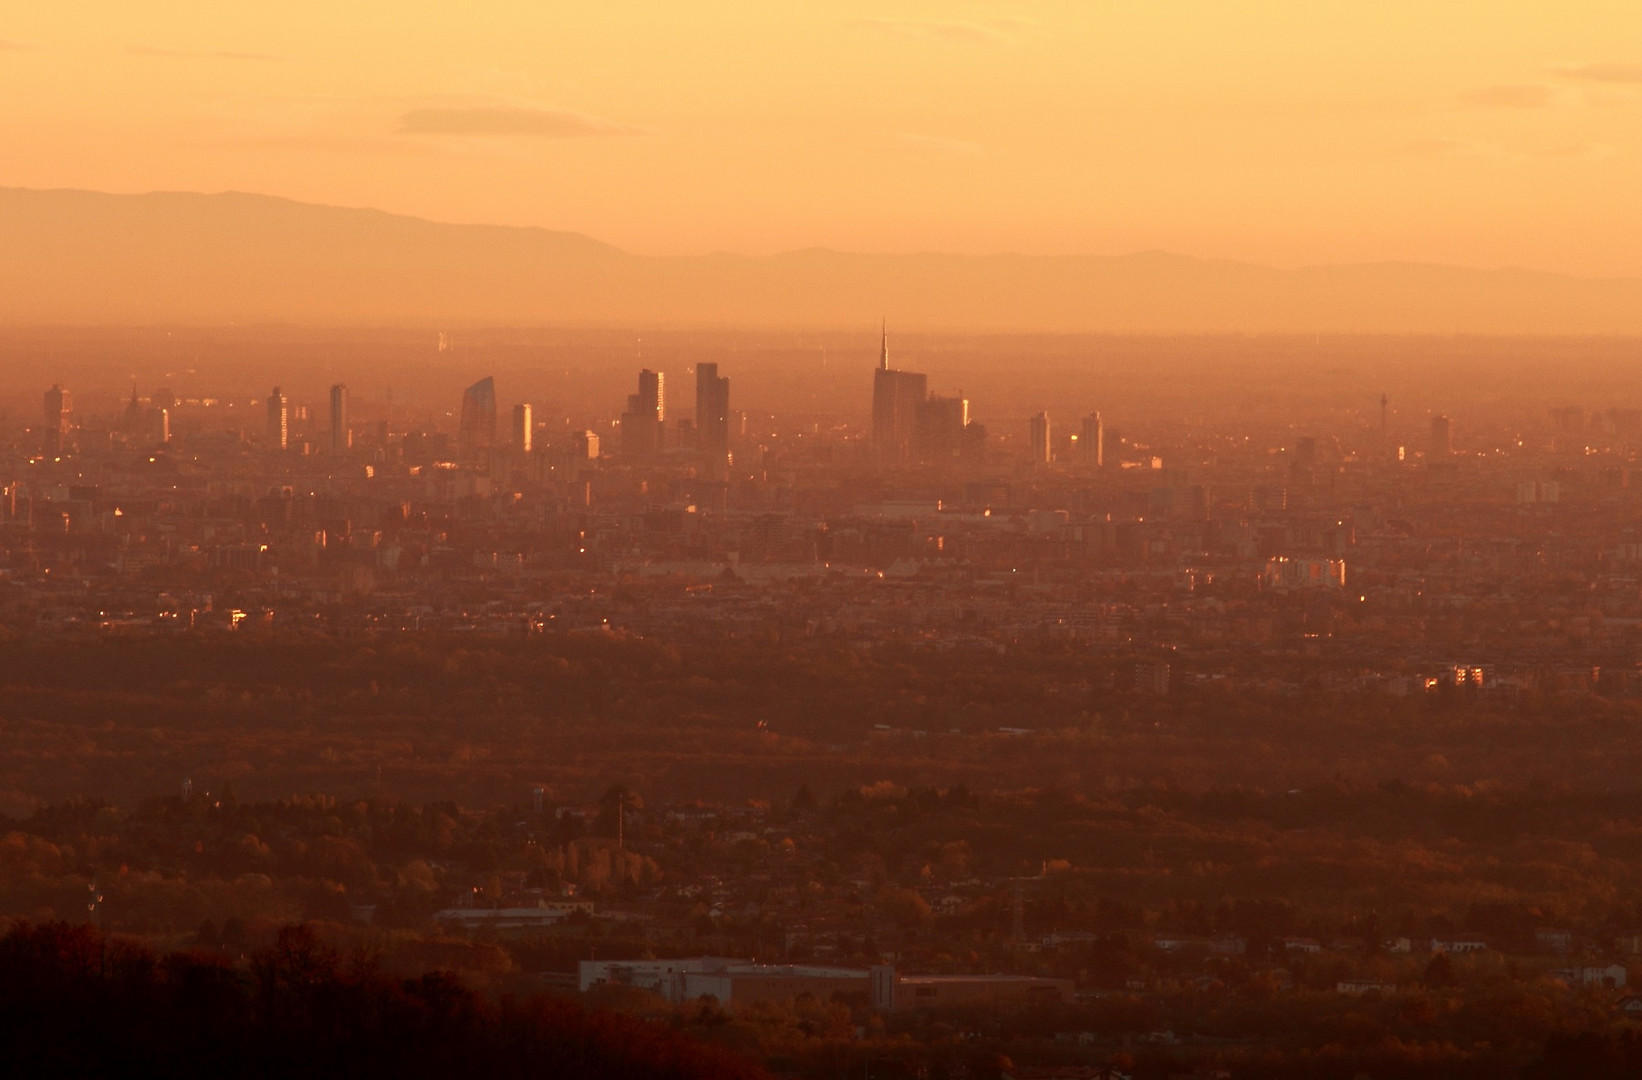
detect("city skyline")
(3, 325), (1642, 1079)
(7, 6), (1642, 1075)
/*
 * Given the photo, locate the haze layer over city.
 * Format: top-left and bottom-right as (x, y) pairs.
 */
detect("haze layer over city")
(7, 3), (1642, 1079)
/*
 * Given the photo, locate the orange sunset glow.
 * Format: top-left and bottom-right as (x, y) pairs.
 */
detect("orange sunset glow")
(4, 2), (1641, 273)
(10, 9), (1642, 1079)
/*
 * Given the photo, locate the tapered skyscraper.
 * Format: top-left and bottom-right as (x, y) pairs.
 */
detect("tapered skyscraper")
(459, 376), (497, 457)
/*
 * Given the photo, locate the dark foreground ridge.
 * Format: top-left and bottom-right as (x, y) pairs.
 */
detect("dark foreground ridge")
(0, 921), (768, 1079)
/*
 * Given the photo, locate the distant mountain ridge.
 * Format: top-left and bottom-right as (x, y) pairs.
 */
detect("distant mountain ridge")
(3, 186), (1641, 333)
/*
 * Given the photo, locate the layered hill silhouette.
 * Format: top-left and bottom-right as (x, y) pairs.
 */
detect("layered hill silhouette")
(4, 187), (1642, 333)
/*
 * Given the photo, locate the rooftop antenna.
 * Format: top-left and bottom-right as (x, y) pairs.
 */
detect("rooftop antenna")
(879, 319), (889, 371)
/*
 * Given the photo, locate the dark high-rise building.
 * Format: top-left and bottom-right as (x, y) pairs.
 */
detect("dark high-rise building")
(1431, 414), (1452, 457)
(1080, 412), (1104, 466)
(871, 326), (927, 464)
(43, 384), (71, 456)
(267, 387), (289, 450)
(511, 402), (533, 453)
(1029, 411), (1051, 464)
(695, 363), (731, 456)
(916, 393), (968, 460)
(329, 384), (349, 455)
(459, 376), (497, 457)
(621, 369), (665, 458)
(640, 368), (664, 422)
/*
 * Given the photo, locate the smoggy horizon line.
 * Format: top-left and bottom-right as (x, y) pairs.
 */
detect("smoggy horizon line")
(11, 183), (1638, 284)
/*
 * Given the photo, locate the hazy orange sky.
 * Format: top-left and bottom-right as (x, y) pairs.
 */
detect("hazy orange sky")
(4, 2), (1642, 273)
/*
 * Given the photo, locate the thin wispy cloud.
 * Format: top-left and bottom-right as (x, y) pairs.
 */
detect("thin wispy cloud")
(1403, 136), (1616, 162)
(130, 44), (286, 62)
(896, 133), (985, 157)
(1532, 141), (1619, 160)
(1555, 62), (1642, 84)
(395, 105), (640, 138)
(846, 17), (1028, 46)
(1458, 84), (1559, 109)
(1402, 137), (1503, 159)
(203, 133), (447, 158)
(0, 38), (36, 51)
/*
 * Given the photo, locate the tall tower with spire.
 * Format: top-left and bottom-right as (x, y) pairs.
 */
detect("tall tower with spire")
(870, 322), (927, 464)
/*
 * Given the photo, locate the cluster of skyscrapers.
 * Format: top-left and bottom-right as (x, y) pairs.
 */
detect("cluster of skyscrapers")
(254, 364), (732, 467)
(63, 325), (1122, 470)
(606, 364), (731, 462)
(869, 325), (1105, 468)
(44, 382), (166, 457)
(869, 326), (980, 465)
(263, 383), (348, 456)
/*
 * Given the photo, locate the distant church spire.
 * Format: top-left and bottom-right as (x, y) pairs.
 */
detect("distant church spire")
(122, 383), (141, 432)
(879, 319), (889, 371)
